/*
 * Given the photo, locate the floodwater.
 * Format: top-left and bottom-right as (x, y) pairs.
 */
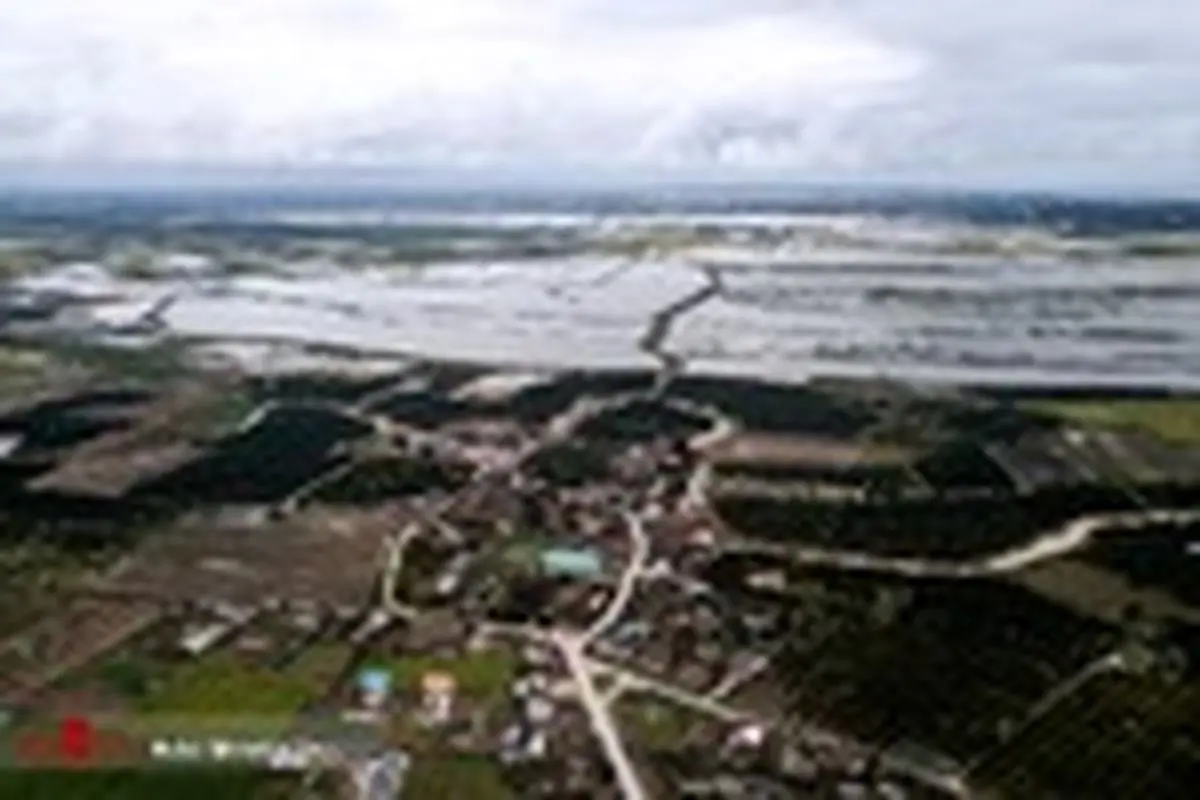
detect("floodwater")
(6, 199), (1200, 389)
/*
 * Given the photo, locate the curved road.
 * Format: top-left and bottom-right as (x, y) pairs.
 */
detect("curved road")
(719, 507), (1200, 580)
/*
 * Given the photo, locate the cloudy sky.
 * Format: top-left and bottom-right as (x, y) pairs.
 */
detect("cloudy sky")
(2, 0), (1198, 190)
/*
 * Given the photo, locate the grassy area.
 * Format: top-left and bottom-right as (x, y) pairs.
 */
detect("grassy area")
(282, 644), (354, 693)
(0, 344), (51, 396)
(93, 654), (168, 700)
(134, 657), (317, 734)
(1025, 399), (1200, 445)
(0, 345), (48, 375)
(49, 340), (195, 384)
(173, 389), (261, 440)
(404, 754), (517, 800)
(615, 698), (706, 751)
(1014, 559), (1197, 627)
(362, 648), (518, 699)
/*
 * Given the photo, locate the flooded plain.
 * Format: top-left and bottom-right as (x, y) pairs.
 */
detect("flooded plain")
(5, 205), (1200, 389)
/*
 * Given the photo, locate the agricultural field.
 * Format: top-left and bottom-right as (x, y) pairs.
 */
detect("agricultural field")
(712, 493), (1053, 559)
(133, 656), (318, 735)
(404, 753), (517, 799)
(0, 345), (49, 389)
(311, 456), (467, 504)
(1025, 398), (1200, 446)
(281, 644), (356, 694)
(770, 575), (1117, 763)
(362, 647), (518, 701)
(969, 671), (1200, 799)
(1077, 523), (1200, 608)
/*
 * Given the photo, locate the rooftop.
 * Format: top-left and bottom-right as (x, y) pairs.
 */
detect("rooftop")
(539, 547), (604, 578)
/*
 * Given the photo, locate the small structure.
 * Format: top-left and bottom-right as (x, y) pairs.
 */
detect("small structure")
(350, 609), (393, 646)
(727, 723), (767, 751)
(538, 547), (603, 580)
(357, 668), (394, 713)
(747, 569), (787, 592)
(687, 525), (716, 547)
(499, 724), (548, 764)
(179, 621), (234, 657)
(611, 621), (651, 647)
(0, 434), (23, 459)
(525, 696), (555, 725)
(435, 553), (473, 598)
(233, 634), (272, 655)
(419, 671), (457, 726)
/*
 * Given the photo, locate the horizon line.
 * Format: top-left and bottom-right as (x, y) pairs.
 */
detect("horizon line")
(2, 162), (1200, 204)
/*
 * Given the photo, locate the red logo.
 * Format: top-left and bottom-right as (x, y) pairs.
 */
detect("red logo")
(14, 718), (137, 768)
(60, 717), (94, 762)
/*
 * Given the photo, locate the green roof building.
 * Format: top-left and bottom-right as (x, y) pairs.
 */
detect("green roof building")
(539, 547), (604, 579)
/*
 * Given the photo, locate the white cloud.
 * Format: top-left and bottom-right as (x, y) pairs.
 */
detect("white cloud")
(1, 0), (1198, 188)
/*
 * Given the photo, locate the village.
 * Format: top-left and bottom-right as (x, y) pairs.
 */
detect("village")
(1, 349), (1198, 798)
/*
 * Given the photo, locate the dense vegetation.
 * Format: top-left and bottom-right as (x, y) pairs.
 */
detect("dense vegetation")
(714, 483), (1200, 559)
(501, 371), (655, 424)
(669, 377), (878, 435)
(1081, 523), (1200, 606)
(312, 457), (468, 504)
(528, 442), (615, 487)
(575, 399), (708, 443)
(130, 407), (368, 505)
(766, 575), (1116, 762)
(971, 671), (1200, 800)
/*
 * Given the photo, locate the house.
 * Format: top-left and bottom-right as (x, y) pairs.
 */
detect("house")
(419, 671), (457, 726)
(179, 621), (235, 656)
(0, 434), (23, 459)
(538, 547), (604, 580)
(349, 609), (393, 646)
(356, 667), (393, 713)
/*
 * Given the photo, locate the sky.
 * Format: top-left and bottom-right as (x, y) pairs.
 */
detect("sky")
(1, 0), (1198, 191)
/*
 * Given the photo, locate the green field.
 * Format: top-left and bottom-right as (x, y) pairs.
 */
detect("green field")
(615, 698), (706, 751)
(132, 657), (318, 735)
(92, 654), (168, 700)
(0, 345), (47, 379)
(405, 754), (516, 799)
(48, 340), (194, 384)
(362, 648), (517, 699)
(282, 644), (355, 692)
(175, 389), (262, 440)
(1025, 399), (1200, 445)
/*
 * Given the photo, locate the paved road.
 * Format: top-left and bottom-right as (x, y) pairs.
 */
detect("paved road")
(378, 522), (422, 619)
(553, 631), (649, 800)
(586, 658), (758, 724)
(720, 507), (1200, 579)
(583, 510), (650, 646)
